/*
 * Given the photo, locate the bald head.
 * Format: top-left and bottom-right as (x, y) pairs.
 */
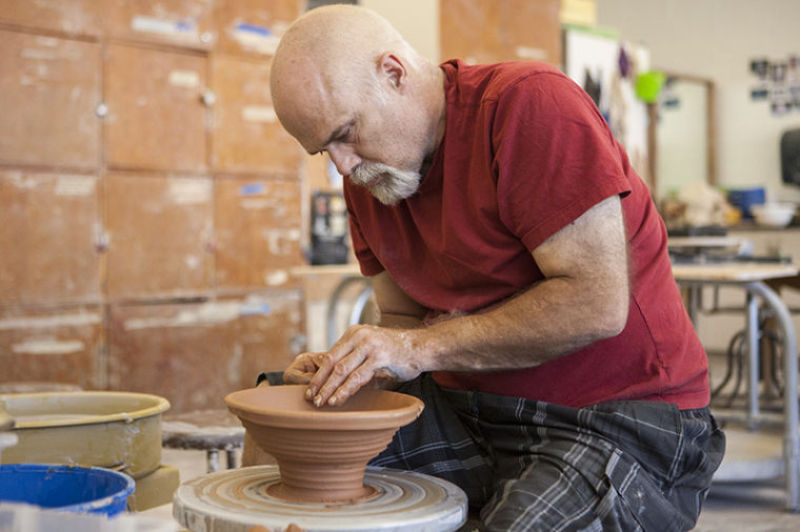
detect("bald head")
(269, 5), (446, 203)
(269, 5), (431, 148)
(272, 4), (414, 81)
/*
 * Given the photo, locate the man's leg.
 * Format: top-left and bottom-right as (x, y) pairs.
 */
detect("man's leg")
(470, 397), (724, 532)
(370, 373), (495, 507)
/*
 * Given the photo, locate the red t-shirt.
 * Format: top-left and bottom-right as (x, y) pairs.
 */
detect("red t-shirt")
(344, 60), (710, 409)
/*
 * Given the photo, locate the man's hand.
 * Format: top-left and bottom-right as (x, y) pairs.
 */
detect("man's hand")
(300, 324), (423, 407)
(283, 352), (326, 385)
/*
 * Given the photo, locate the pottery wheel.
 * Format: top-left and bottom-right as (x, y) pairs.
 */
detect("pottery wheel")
(174, 465), (467, 532)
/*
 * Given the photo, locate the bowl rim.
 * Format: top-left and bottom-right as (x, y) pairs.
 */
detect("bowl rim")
(225, 385), (424, 430)
(0, 391), (170, 429)
(751, 202), (796, 211)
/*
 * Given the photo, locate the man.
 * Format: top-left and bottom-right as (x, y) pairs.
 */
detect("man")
(269, 5), (724, 531)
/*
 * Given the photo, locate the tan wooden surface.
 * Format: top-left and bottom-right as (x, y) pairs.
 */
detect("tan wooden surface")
(440, 0), (562, 66)
(105, 173), (214, 299)
(214, 177), (303, 289)
(107, 292), (303, 412)
(104, 0), (216, 50)
(0, 305), (103, 389)
(0, 171), (102, 306)
(105, 43), (208, 172)
(0, 30), (101, 169)
(210, 53), (303, 174)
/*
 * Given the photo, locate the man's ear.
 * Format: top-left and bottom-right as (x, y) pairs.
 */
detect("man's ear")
(377, 52), (406, 90)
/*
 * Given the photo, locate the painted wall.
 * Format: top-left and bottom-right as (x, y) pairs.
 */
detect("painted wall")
(597, 0), (800, 201)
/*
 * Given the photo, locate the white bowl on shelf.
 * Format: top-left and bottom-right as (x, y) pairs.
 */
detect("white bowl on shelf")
(750, 202), (797, 228)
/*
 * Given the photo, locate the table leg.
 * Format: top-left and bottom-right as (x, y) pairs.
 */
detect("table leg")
(747, 281), (799, 512)
(746, 292), (760, 427)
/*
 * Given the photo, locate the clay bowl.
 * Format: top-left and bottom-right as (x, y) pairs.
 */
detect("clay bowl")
(225, 385), (423, 503)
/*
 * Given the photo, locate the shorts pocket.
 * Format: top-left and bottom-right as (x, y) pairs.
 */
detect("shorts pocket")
(602, 449), (694, 532)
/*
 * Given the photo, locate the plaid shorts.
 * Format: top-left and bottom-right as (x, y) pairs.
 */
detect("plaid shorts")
(370, 374), (726, 532)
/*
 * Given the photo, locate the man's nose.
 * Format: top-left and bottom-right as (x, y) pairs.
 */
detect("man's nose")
(327, 145), (361, 175)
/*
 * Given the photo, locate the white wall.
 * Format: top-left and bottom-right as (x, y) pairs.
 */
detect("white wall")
(597, 0), (800, 201)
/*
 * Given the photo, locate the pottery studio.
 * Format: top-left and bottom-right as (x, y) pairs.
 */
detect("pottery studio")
(3, 1), (800, 531)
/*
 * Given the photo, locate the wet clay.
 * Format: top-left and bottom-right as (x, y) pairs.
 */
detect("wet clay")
(225, 385), (424, 503)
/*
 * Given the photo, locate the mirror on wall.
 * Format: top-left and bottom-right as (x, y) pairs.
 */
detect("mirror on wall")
(649, 74), (716, 202)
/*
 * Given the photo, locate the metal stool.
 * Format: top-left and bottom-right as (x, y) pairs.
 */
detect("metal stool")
(161, 408), (245, 473)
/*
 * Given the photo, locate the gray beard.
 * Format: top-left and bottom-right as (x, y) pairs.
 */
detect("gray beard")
(350, 161), (421, 205)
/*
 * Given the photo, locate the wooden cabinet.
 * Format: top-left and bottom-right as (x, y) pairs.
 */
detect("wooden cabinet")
(212, 0), (302, 56)
(107, 292), (303, 412)
(0, 171), (101, 306)
(214, 177), (303, 290)
(105, 43), (209, 172)
(105, 173), (213, 299)
(440, 0), (562, 66)
(0, 0), (106, 38)
(210, 53), (303, 174)
(105, 0), (216, 50)
(0, 30), (101, 169)
(0, 1), (312, 396)
(0, 305), (103, 389)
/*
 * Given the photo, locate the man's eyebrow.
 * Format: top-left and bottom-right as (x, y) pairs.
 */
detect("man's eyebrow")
(315, 119), (355, 153)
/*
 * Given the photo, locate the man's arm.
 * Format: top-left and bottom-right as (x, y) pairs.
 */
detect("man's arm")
(307, 194), (629, 406)
(370, 270), (427, 329)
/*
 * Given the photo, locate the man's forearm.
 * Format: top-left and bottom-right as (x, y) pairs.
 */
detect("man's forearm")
(408, 274), (627, 373)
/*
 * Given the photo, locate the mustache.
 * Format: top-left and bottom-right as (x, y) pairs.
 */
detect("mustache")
(350, 162), (421, 205)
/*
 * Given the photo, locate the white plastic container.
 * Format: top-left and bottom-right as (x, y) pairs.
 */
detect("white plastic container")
(751, 202), (796, 228)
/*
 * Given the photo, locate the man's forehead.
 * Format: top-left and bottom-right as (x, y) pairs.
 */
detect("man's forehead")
(285, 91), (355, 154)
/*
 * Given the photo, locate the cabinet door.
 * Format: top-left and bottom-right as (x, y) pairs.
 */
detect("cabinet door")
(105, 44), (208, 172)
(214, 178), (302, 289)
(0, 30), (100, 169)
(107, 292), (303, 413)
(441, 0), (562, 65)
(105, 173), (213, 299)
(210, 53), (303, 174)
(0, 0), (105, 38)
(105, 0), (216, 50)
(0, 171), (101, 306)
(0, 305), (103, 390)
(213, 0), (302, 56)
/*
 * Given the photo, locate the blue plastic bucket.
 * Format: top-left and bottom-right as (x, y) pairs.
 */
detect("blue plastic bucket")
(0, 464), (134, 517)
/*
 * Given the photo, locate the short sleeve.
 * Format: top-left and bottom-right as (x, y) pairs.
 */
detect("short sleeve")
(493, 72), (631, 251)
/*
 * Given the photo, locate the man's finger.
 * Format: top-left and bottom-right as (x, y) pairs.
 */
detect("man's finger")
(306, 335), (355, 399)
(327, 356), (381, 405)
(312, 347), (369, 407)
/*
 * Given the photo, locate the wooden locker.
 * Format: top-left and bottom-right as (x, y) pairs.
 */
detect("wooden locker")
(441, 0), (562, 66)
(104, 43), (208, 173)
(0, 29), (101, 169)
(0, 0), (105, 38)
(210, 53), (304, 174)
(104, 173), (213, 300)
(229, 290), (304, 385)
(0, 171), (101, 306)
(212, 0), (303, 56)
(107, 292), (303, 413)
(0, 305), (103, 390)
(214, 178), (303, 290)
(104, 0), (216, 50)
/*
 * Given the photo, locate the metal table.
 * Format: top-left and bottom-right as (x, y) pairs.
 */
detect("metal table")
(672, 261), (800, 511)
